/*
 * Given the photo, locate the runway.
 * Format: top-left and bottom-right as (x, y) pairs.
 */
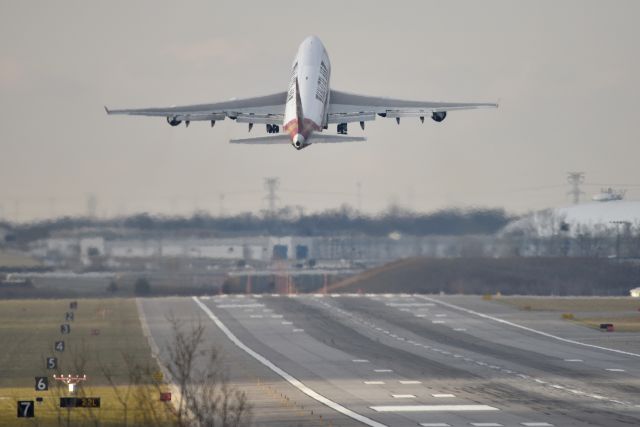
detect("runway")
(139, 294), (640, 426)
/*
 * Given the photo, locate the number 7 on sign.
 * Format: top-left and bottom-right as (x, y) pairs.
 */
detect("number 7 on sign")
(17, 401), (34, 417)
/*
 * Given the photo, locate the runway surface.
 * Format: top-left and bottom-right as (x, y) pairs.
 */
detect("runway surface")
(139, 294), (640, 426)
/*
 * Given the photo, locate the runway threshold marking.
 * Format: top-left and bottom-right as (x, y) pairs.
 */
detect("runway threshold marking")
(416, 295), (640, 359)
(370, 405), (499, 412)
(192, 297), (388, 427)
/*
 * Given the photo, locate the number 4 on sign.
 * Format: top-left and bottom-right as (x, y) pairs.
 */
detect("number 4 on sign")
(55, 341), (65, 352)
(17, 400), (34, 417)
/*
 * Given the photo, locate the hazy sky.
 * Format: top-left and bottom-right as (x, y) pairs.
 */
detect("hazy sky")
(1, 1), (639, 221)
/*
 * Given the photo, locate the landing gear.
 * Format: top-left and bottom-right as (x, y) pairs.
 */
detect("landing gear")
(266, 124), (280, 134)
(337, 123), (348, 135)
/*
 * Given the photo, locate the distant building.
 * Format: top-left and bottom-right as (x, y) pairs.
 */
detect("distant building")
(630, 287), (640, 298)
(504, 200), (640, 237)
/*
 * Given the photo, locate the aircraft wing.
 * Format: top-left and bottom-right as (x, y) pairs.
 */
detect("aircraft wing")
(105, 91), (287, 125)
(327, 89), (497, 123)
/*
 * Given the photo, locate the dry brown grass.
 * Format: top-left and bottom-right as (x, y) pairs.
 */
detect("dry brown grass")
(499, 297), (640, 312)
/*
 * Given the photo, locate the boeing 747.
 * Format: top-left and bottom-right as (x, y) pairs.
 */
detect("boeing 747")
(106, 36), (497, 150)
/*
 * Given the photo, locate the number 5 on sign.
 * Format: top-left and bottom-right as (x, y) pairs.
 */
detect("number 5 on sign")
(46, 357), (57, 370)
(35, 376), (49, 391)
(17, 400), (34, 417)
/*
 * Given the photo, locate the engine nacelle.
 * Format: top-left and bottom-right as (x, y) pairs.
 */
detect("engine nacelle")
(167, 116), (182, 127)
(431, 111), (447, 122)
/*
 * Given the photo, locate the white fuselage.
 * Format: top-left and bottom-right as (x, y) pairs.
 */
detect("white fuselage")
(283, 36), (331, 149)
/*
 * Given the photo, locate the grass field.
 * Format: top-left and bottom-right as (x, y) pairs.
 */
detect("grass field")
(498, 296), (640, 312)
(0, 298), (174, 426)
(499, 296), (640, 332)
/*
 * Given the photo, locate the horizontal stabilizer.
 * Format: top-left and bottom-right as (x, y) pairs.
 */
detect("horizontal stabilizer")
(230, 133), (366, 145)
(230, 135), (290, 144)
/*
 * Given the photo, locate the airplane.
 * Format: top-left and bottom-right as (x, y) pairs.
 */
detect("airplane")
(105, 36), (497, 150)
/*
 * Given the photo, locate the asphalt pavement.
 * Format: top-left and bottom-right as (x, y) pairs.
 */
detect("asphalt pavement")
(139, 294), (640, 427)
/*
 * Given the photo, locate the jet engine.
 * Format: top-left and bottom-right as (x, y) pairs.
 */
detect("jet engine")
(431, 111), (447, 122)
(167, 116), (182, 127)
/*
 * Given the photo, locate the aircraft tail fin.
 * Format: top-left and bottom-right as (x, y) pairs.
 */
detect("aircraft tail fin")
(295, 77), (304, 124)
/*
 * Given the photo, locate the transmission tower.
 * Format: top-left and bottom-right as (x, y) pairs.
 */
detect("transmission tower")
(264, 177), (280, 215)
(566, 172), (585, 204)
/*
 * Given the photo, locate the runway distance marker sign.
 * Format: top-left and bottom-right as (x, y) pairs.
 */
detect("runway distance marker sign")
(35, 376), (49, 391)
(17, 400), (35, 417)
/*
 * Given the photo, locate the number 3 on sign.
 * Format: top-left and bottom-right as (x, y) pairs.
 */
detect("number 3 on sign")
(17, 400), (34, 417)
(35, 376), (49, 391)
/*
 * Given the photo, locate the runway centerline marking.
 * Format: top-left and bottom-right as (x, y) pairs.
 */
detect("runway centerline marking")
(432, 394), (455, 398)
(419, 424), (451, 427)
(374, 369), (393, 373)
(192, 297), (388, 427)
(564, 359), (583, 362)
(471, 423), (503, 427)
(606, 368), (626, 372)
(352, 359), (370, 363)
(416, 295), (640, 358)
(391, 394), (416, 398)
(521, 423), (554, 426)
(364, 381), (385, 385)
(399, 380), (422, 385)
(370, 405), (499, 412)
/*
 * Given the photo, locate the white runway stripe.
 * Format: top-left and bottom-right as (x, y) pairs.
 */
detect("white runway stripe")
(192, 297), (387, 427)
(370, 404), (499, 412)
(416, 295), (640, 358)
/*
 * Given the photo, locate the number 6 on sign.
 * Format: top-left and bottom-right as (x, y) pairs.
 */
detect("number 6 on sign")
(17, 401), (34, 417)
(35, 376), (49, 391)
